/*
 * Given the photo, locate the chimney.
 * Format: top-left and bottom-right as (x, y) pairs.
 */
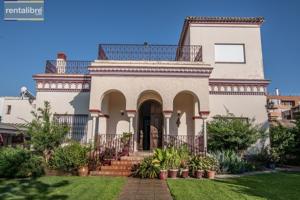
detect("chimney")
(57, 52), (67, 60)
(56, 52), (67, 74)
(275, 88), (280, 96)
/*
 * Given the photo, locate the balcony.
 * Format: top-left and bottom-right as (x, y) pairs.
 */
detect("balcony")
(98, 44), (202, 62)
(45, 44), (203, 74)
(45, 60), (91, 74)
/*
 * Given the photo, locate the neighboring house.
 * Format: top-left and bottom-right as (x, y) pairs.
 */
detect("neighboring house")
(30, 16), (269, 153)
(267, 89), (300, 121)
(0, 96), (35, 124)
(0, 90), (35, 146)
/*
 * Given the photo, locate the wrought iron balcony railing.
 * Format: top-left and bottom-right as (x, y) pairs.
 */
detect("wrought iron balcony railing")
(45, 44), (202, 74)
(45, 60), (91, 74)
(98, 44), (202, 62)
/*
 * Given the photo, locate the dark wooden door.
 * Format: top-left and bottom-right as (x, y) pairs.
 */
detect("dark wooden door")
(150, 103), (163, 150)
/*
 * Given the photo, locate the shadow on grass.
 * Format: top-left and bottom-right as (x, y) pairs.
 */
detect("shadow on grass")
(214, 172), (300, 200)
(0, 178), (69, 200)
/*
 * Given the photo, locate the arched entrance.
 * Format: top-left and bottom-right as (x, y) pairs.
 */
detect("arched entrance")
(138, 100), (163, 151)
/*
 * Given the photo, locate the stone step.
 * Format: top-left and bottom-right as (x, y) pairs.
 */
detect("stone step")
(101, 165), (132, 170)
(120, 156), (144, 161)
(111, 160), (140, 166)
(100, 168), (131, 172)
(130, 151), (154, 157)
(90, 170), (132, 177)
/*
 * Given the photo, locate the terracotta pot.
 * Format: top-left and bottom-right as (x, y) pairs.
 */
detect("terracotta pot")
(181, 169), (189, 178)
(159, 170), (168, 180)
(195, 170), (204, 179)
(206, 170), (216, 179)
(78, 166), (89, 176)
(168, 169), (178, 178)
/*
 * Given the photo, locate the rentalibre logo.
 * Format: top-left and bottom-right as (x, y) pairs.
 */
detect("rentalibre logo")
(4, 0), (44, 21)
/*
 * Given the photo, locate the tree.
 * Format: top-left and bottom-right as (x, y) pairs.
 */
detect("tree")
(207, 114), (262, 153)
(26, 101), (69, 164)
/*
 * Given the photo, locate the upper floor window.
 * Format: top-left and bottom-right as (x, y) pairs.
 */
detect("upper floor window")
(214, 44), (245, 63)
(6, 105), (11, 115)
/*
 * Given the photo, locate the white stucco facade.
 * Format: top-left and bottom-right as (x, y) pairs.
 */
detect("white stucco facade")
(1, 16), (269, 152)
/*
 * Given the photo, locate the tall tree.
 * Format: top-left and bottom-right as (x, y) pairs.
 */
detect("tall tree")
(26, 101), (69, 163)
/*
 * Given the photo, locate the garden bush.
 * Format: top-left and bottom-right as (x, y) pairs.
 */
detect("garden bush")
(134, 156), (160, 178)
(49, 142), (89, 173)
(270, 121), (300, 165)
(0, 147), (44, 178)
(207, 114), (263, 153)
(212, 150), (254, 174)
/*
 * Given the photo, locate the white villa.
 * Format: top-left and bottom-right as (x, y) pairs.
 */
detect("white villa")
(0, 16), (269, 152)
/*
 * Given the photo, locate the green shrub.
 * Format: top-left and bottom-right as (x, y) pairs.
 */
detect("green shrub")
(270, 122), (299, 164)
(208, 114), (262, 153)
(49, 142), (89, 172)
(166, 147), (180, 169)
(134, 156), (160, 178)
(212, 150), (254, 174)
(0, 147), (44, 178)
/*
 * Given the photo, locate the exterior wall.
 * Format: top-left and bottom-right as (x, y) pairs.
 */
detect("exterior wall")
(35, 92), (90, 114)
(105, 92), (130, 134)
(190, 24), (264, 79)
(0, 97), (4, 121)
(89, 76), (209, 112)
(35, 91), (92, 143)
(170, 93), (195, 135)
(1, 97), (35, 124)
(209, 94), (268, 126)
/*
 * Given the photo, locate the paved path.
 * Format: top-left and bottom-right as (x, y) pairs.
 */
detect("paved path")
(118, 178), (173, 200)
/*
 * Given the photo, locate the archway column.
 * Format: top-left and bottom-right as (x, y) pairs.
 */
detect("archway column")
(163, 110), (172, 148)
(89, 109), (100, 147)
(200, 111), (210, 153)
(127, 110), (137, 152)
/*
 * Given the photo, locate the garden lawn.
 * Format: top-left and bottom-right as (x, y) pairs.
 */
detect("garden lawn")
(0, 176), (125, 200)
(167, 172), (300, 200)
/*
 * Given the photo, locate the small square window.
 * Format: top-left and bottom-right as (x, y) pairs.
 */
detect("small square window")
(6, 105), (11, 115)
(214, 44), (246, 63)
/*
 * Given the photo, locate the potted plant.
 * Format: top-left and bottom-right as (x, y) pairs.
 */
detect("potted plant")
(178, 145), (190, 178)
(204, 156), (218, 179)
(167, 147), (180, 178)
(121, 132), (132, 156)
(189, 155), (205, 179)
(159, 163), (168, 180)
(153, 149), (168, 180)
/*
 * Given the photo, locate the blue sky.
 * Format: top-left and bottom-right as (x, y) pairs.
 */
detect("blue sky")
(0, 0), (299, 96)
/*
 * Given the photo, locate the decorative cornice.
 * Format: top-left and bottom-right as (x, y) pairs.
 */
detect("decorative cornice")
(33, 74), (91, 93)
(209, 79), (269, 96)
(89, 66), (213, 77)
(178, 16), (264, 46)
(163, 110), (173, 113)
(126, 110), (137, 113)
(192, 116), (201, 120)
(89, 109), (101, 113)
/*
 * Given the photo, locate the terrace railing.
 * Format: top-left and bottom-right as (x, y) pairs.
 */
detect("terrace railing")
(45, 60), (91, 74)
(163, 134), (205, 155)
(98, 44), (202, 62)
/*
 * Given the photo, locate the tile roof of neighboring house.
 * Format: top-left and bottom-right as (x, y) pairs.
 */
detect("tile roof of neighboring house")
(267, 95), (300, 101)
(178, 16), (264, 46)
(0, 123), (26, 135)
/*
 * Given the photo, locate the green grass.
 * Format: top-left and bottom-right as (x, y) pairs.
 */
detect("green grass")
(167, 172), (300, 200)
(0, 176), (125, 200)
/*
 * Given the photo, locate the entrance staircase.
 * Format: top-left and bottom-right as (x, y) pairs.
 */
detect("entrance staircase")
(90, 151), (153, 177)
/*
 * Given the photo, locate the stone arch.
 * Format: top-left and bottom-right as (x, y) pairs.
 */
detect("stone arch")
(100, 89), (129, 135)
(137, 90), (163, 109)
(170, 90), (200, 136)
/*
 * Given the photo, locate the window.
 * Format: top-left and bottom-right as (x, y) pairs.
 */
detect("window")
(6, 105), (11, 115)
(54, 114), (88, 143)
(214, 44), (245, 63)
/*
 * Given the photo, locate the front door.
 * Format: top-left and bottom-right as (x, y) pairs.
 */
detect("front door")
(138, 100), (163, 151)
